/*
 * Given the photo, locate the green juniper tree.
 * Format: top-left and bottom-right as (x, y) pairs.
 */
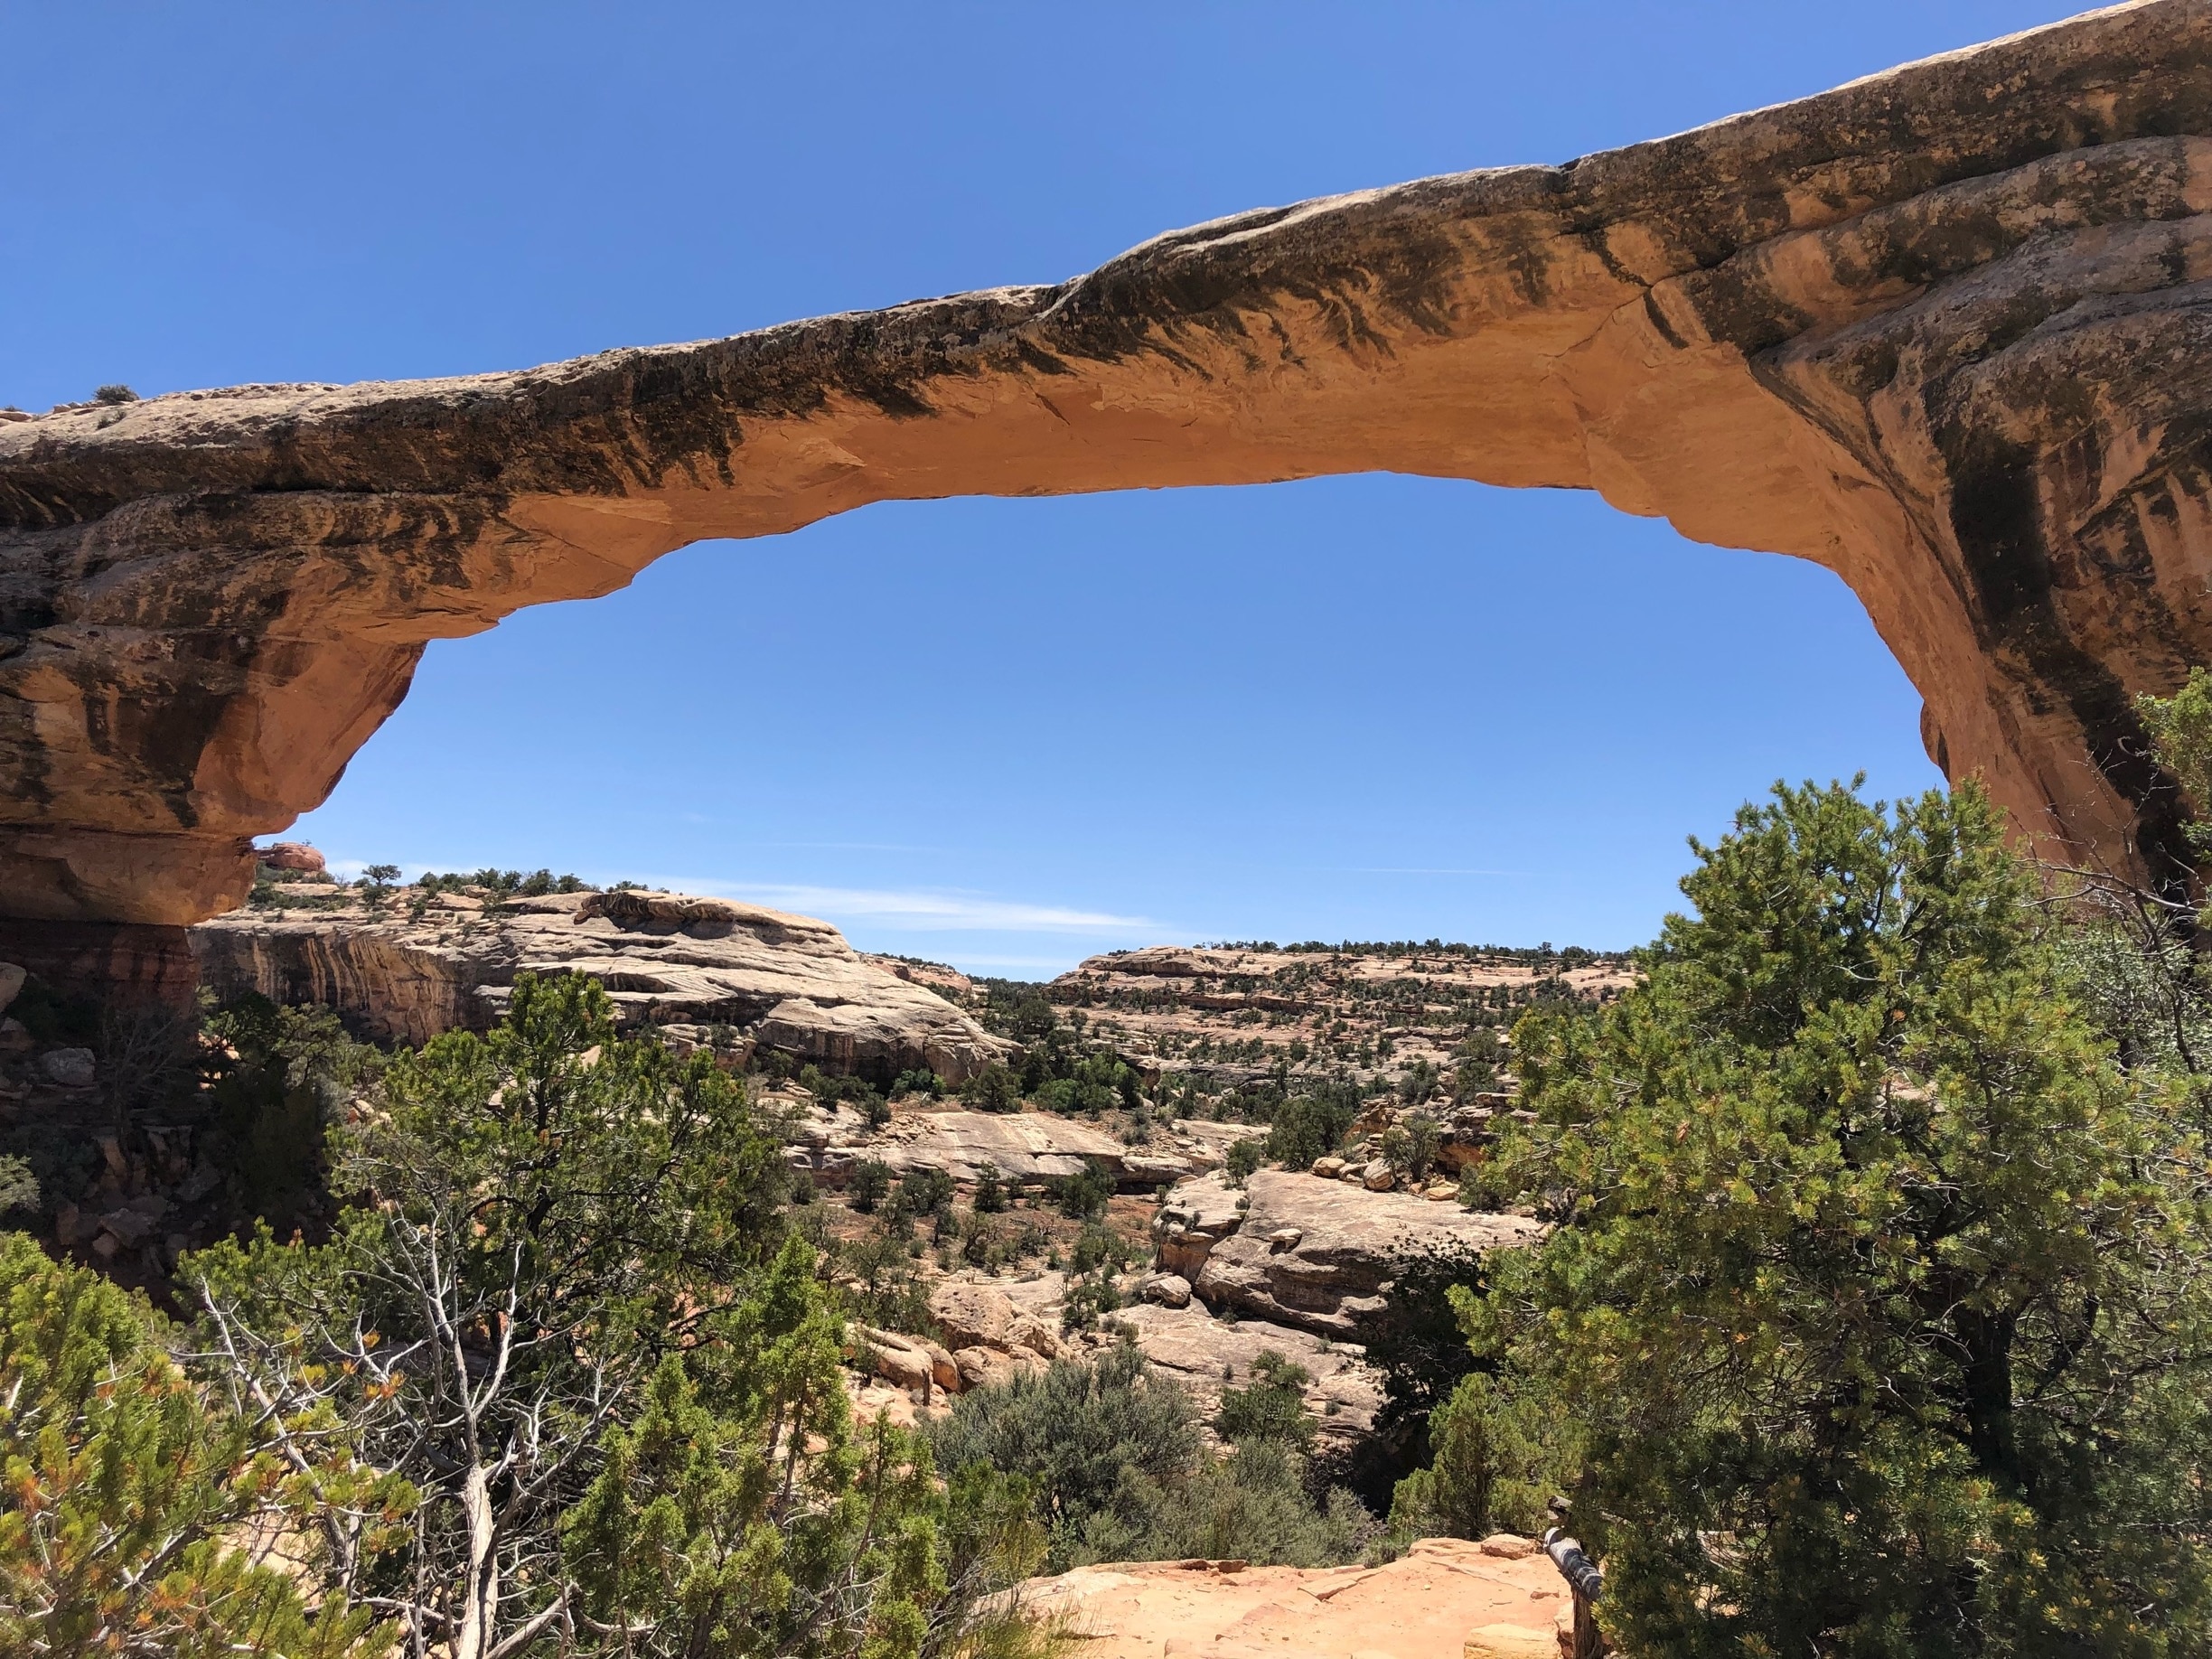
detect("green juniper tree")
(0, 1233), (395, 1659)
(1423, 780), (2212, 1655)
(183, 972), (1043, 1659)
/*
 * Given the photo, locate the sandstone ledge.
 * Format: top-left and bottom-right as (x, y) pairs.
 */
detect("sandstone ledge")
(189, 889), (1010, 1082)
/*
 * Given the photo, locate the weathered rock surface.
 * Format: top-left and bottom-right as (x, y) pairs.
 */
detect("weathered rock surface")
(5, 5), (2212, 946)
(1055, 943), (1626, 1096)
(927, 1277), (1069, 1363)
(1016, 1538), (1571, 1659)
(190, 888), (1010, 1080)
(795, 1104), (1194, 1189)
(1108, 1301), (1382, 1457)
(1155, 1169), (1541, 1336)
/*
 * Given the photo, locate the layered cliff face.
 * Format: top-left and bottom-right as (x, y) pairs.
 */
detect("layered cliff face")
(4, 2), (2211, 943)
(190, 887), (1013, 1083)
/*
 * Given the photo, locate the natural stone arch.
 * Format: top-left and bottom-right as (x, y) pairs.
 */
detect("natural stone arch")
(3, 0), (2210, 982)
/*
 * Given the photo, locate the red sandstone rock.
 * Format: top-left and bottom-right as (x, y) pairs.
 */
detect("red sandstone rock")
(258, 842), (325, 875)
(3, 6), (2210, 932)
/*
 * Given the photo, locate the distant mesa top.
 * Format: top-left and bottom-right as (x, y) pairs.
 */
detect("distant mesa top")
(3, 0), (2211, 940)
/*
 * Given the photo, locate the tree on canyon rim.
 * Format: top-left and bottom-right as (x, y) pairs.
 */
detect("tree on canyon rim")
(1420, 778), (2212, 1656)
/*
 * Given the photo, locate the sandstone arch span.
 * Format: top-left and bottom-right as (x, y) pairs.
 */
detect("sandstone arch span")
(5, 0), (2212, 978)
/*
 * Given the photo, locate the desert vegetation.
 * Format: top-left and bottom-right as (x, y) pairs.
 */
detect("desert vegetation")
(14, 688), (2212, 1652)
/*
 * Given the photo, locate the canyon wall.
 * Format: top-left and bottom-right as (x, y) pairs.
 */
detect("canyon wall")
(4, 1), (2211, 959)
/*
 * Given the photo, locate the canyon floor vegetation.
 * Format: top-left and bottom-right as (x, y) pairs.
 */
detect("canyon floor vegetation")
(11, 720), (2212, 1654)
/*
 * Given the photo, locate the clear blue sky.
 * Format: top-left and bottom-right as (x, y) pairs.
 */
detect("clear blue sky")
(5, 3), (2081, 975)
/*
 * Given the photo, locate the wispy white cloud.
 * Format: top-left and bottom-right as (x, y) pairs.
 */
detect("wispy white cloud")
(638, 878), (1164, 935)
(305, 853), (1167, 939)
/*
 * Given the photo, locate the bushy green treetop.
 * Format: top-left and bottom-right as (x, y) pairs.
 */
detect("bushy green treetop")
(1436, 781), (2212, 1655)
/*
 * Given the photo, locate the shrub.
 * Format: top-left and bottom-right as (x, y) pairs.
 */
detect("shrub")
(968, 1063), (1023, 1112)
(1214, 1350), (1315, 1449)
(931, 1343), (1197, 1559)
(1059, 1278), (1122, 1334)
(1266, 1083), (1359, 1169)
(848, 1158), (894, 1214)
(934, 1345), (1375, 1575)
(0, 1233), (391, 1657)
(92, 383), (137, 404)
(1054, 1160), (1114, 1221)
(892, 1164), (956, 1225)
(183, 972), (1036, 1658)
(1067, 1223), (1130, 1279)
(201, 994), (383, 1224)
(973, 1161), (1009, 1214)
(890, 1068), (943, 1100)
(1223, 1137), (1263, 1184)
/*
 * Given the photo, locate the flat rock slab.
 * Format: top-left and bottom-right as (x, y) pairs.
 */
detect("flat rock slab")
(1017, 1538), (1569, 1659)
(853, 1108), (1195, 1188)
(192, 890), (1009, 1082)
(1109, 1301), (1380, 1456)
(1157, 1169), (1542, 1336)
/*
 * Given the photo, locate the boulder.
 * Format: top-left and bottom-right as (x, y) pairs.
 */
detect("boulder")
(0, 962), (23, 1016)
(39, 1047), (96, 1088)
(865, 1110), (1188, 1190)
(1152, 1174), (1247, 1281)
(855, 1327), (938, 1396)
(1139, 1272), (1192, 1308)
(951, 1345), (1034, 1390)
(1362, 1160), (1395, 1192)
(258, 842), (326, 875)
(1153, 1168), (1542, 1336)
(928, 1277), (1065, 1362)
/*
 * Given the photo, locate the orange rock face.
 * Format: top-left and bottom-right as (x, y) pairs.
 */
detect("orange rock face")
(3, 3), (2210, 933)
(1015, 1540), (1572, 1659)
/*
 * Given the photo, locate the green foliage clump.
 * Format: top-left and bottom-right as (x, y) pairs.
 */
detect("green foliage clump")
(1053, 1160), (1114, 1221)
(201, 994), (383, 1223)
(1265, 1082), (1359, 1168)
(178, 972), (1039, 1659)
(967, 1062), (1023, 1113)
(893, 1164), (957, 1228)
(1223, 1137), (1263, 1184)
(1214, 1350), (1315, 1450)
(973, 1161), (1009, 1214)
(933, 1344), (1372, 1572)
(1411, 781), (2212, 1654)
(0, 1233), (391, 1658)
(848, 1158), (895, 1214)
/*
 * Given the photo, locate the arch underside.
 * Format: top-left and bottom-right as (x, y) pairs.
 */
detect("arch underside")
(3, 0), (2211, 935)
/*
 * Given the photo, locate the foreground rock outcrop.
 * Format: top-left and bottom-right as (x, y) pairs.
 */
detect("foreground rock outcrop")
(1018, 1538), (1571, 1659)
(4, 3), (2210, 961)
(1156, 1169), (1542, 1336)
(191, 886), (1010, 1081)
